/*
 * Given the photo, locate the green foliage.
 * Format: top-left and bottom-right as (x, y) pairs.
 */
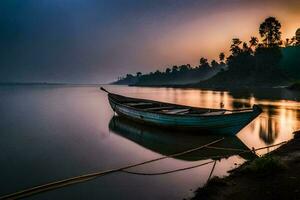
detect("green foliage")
(242, 156), (286, 176)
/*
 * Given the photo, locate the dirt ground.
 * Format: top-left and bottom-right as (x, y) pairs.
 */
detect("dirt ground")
(192, 132), (300, 200)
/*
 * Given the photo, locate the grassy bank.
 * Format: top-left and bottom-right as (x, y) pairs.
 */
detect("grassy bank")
(191, 131), (300, 200)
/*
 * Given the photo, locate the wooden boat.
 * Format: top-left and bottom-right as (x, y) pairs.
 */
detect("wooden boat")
(101, 87), (262, 135)
(109, 116), (256, 161)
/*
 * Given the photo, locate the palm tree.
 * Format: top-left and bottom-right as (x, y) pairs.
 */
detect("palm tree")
(199, 57), (208, 66)
(259, 17), (282, 47)
(242, 42), (250, 52)
(219, 52), (225, 63)
(230, 38), (242, 56)
(249, 37), (258, 48)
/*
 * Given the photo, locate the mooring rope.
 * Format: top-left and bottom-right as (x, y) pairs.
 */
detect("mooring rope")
(122, 160), (215, 176)
(0, 138), (225, 200)
(207, 160), (217, 182)
(1, 138), (295, 200)
(205, 146), (248, 152)
(252, 141), (288, 152)
(120, 140), (291, 178)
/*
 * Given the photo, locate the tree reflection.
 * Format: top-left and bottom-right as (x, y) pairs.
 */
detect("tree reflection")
(258, 116), (279, 144)
(257, 105), (280, 144)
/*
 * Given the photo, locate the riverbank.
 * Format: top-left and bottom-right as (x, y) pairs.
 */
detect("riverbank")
(191, 131), (300, 200)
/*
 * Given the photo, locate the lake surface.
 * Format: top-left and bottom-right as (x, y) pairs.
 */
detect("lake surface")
(0, 85), (300, 199)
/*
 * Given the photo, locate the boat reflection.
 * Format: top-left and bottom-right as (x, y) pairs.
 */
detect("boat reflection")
(109, 116), (255, 161)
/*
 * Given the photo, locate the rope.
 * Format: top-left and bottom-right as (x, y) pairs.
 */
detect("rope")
(122, 139), (296, 177)
(252, 141), (288, 152)
(122, 160), (215, 176)
(1, 138), (296, 200)
(205, 146), (248, 152)
(0, 138), (224, 200)
(207, 160), (217, 182)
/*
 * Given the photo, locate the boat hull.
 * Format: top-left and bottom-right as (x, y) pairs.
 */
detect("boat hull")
(108, 94), (262, 135)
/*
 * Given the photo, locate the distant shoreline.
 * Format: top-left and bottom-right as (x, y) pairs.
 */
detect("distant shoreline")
(110, 83), (292, 91)
(0, 82), (106, 86)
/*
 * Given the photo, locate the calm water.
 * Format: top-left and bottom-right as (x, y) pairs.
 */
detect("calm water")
(0, 85), (300, 199)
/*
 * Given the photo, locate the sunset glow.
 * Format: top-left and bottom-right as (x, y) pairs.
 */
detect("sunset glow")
(0, 1), (299, 83)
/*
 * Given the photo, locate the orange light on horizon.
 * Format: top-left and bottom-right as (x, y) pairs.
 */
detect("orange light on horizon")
(150, 5), (300, 69)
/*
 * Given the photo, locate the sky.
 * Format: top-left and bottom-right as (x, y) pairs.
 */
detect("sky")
(0, 0), (300, 83)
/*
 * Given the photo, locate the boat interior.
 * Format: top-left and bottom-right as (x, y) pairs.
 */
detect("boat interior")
(111, 94), (235, 116)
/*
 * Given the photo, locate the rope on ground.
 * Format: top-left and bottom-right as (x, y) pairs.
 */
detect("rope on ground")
(0, 138), (225, 200)
(207, 160), (217, 182)
(122, 160), (215, 176)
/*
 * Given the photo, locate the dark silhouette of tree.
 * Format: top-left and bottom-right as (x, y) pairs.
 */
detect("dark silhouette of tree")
(126, 74), (134, 78)
(230, 38), (242, 56)
(165, 68), (171, 74)
(179, 65), (189, 72)
(219, 52), (225, 63)
(290, 36), (296, 46)
(284, 38), (292, 47)
(249, 37), (258, 50)
(154, 70), (161, 75)
(211, 60), (219, 68)
(172, 65), (178, 73)
(296, 28), (300, 45)
(259, 17), (282, 47)
(136, 72), (142, 77)
(253, 45), (283, 83)
(242, 42), (251, 53)
(200, 57), (208, 66)
(115, 17), (292, 87)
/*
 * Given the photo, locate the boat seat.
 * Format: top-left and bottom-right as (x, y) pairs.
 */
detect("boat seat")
(200, 111), (226, 116)
(163, 108), (190, 114)
(144, 106), (174, 111)
(126, 102), (154, 106)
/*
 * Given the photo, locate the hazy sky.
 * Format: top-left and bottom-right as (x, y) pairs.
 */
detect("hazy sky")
(1, 0), (300, 83)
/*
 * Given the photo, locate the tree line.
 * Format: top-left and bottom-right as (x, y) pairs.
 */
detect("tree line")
(115, 17), (300, 86)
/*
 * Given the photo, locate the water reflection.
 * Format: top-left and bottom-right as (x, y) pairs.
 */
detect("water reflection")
(109, 116), (255, 161)
(107, 86), (300, 154)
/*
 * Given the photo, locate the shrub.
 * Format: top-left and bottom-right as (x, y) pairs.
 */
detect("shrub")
(241, 155), (286, 176)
